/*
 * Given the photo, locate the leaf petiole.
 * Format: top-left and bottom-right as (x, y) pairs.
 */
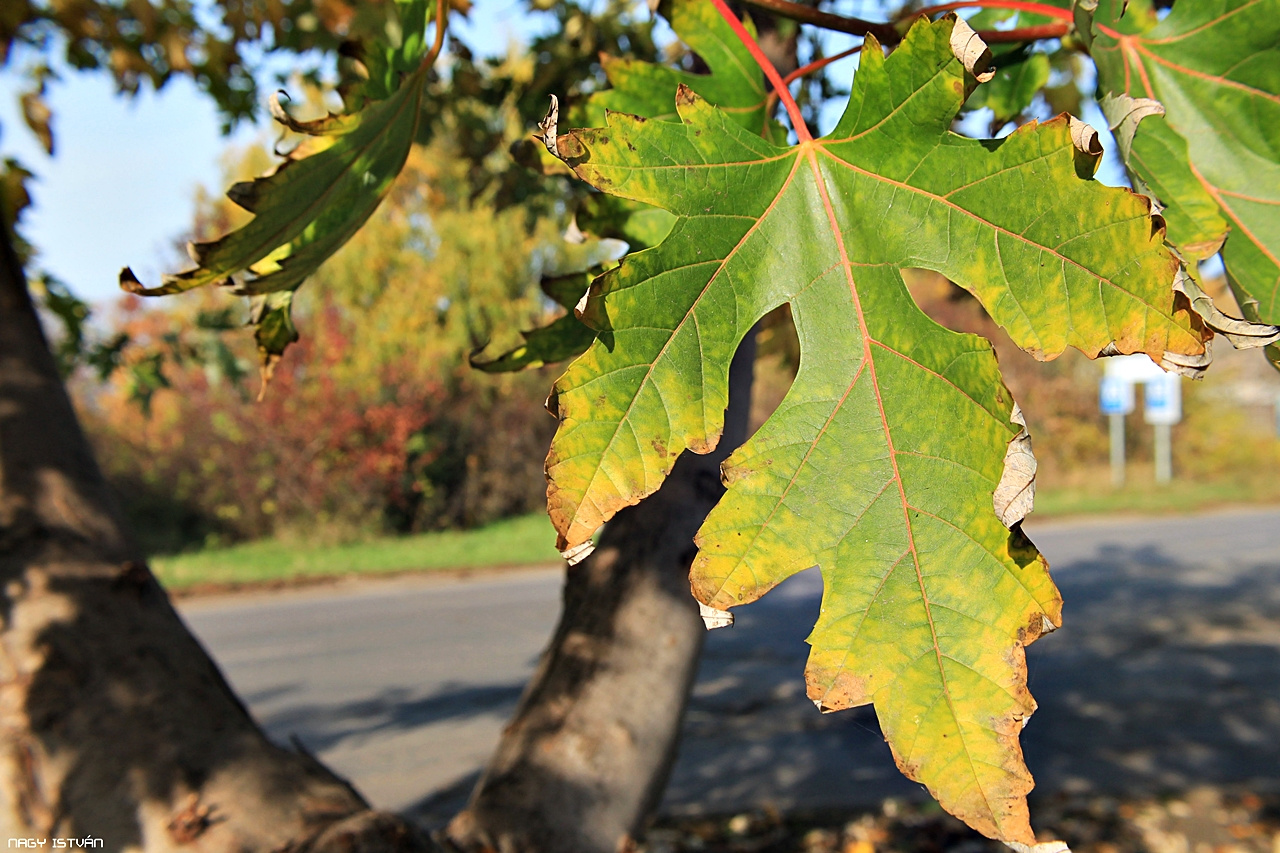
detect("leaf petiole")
(419, 0), (451, 74)
(708, 0), (813, 142)
(763, 43), (865, 132)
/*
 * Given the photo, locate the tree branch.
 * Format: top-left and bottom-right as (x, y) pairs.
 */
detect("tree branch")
(912, 0), (1074, 23)
(736, 0), (901, 42)
(735, 0), (1071, 47)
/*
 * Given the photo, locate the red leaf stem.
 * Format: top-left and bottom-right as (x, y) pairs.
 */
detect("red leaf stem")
(708, 0), (813, 143)
(783, 44), (866, 88)
(980, 22), (1070, 41)
(763, 43), (865, 129)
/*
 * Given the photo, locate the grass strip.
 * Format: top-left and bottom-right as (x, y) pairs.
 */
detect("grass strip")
(154, 477), (1280, 592)
(1034, 476), (1280, 519)
(152, 512), (562, 590)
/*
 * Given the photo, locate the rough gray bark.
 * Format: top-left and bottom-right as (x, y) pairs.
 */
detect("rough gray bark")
(445, 333), (757, 853)
(0, 217), (433, 851)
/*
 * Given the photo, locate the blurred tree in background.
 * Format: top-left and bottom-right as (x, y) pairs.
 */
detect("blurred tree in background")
(82, 141), (563, 551)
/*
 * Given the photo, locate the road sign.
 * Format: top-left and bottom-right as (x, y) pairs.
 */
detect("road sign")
(1143, 373), (1182, 425)
(1100, 376), (1135, 416)
(1099, 355), (1181, 485)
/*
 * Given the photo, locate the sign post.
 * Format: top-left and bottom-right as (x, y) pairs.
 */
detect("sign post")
(1101, 355), (1180, 486)
(1099, 376), (1134, 487)
(1143, 373), (1182, 483)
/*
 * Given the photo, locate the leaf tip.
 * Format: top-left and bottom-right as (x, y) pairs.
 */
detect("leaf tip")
(698, 601), (734, 630)
(537, 94), (560, 158)
(227, 180), (259, 212)
(561, 540), (595, 566)
(1006, 841), (1071, 853)
(1065, 116), (1103, 177)
(119, 267), (144, 294)
(1067, 116), (1102, 159)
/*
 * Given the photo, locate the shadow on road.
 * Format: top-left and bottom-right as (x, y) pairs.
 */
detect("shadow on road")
(659, 539), (1280, 815)
(219, 517), (1280, 823)
(259, 683), (528, 753)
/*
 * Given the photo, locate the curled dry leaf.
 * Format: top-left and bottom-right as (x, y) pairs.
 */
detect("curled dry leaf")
(948, 18), (995, 83)
(561, 541), (595, 566)
(20, 89), (54, 155)
(1006, 841), (1072, 853)
(1173, 269), (1280, 350)
(993, 405), (1036, 529)
(538, 95), (560, 158)
(1067, 117), (1101, 159)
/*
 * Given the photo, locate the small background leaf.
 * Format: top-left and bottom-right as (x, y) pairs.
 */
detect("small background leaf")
(120, 0), (438, 368)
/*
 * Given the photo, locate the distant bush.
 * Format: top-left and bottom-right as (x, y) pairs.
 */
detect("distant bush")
(78, 292), (557, 552)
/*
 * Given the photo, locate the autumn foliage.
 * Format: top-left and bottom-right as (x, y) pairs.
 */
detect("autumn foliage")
(79, 143), (561, 550)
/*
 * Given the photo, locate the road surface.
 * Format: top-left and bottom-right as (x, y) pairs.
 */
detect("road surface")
(179, 507), (1280, 823)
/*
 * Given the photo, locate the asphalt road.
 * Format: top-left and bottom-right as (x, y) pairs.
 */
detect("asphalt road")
(179, 507), (1280, 823)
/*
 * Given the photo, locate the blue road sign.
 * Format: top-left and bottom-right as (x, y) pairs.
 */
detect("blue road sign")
(1100, 376), (1135, 416)
(1143, 373), (1182, 425)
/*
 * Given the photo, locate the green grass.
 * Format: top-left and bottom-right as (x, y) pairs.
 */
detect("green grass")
(1034, 475), (1280, 520)
(152, 512), (563, 591)
(153, 476), (1280, 592)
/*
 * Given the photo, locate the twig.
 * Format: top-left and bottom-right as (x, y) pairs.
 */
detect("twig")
(736, 0), (901, 41)
(910, 0), (1074, 23)
(784, 43), (865, 88)
(419, 0), (451, 73)
(763, 44), (864, 127)
(736, 0), (1070, 47)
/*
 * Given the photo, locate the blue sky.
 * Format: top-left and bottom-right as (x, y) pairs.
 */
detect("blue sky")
(0, 1), (548, 303)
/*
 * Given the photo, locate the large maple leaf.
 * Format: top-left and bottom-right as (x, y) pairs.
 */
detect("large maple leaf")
(1087, 0), (1280, 360)
(543, 16), (1213, 845)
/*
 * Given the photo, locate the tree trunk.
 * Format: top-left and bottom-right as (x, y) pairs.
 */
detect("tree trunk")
(445, 333), (757, 853)
(0, 216), (432, 851)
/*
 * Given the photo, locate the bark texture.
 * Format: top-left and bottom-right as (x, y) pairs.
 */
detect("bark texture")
(445, 334), (757, 853)
(0, 219), (433, 851)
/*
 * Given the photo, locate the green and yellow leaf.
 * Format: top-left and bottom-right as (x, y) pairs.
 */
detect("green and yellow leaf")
(470, 236), (626, 373)
(574, 0), (780, 139)
(544, 16), (1209, 844)
(121, 0), (436, 367)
